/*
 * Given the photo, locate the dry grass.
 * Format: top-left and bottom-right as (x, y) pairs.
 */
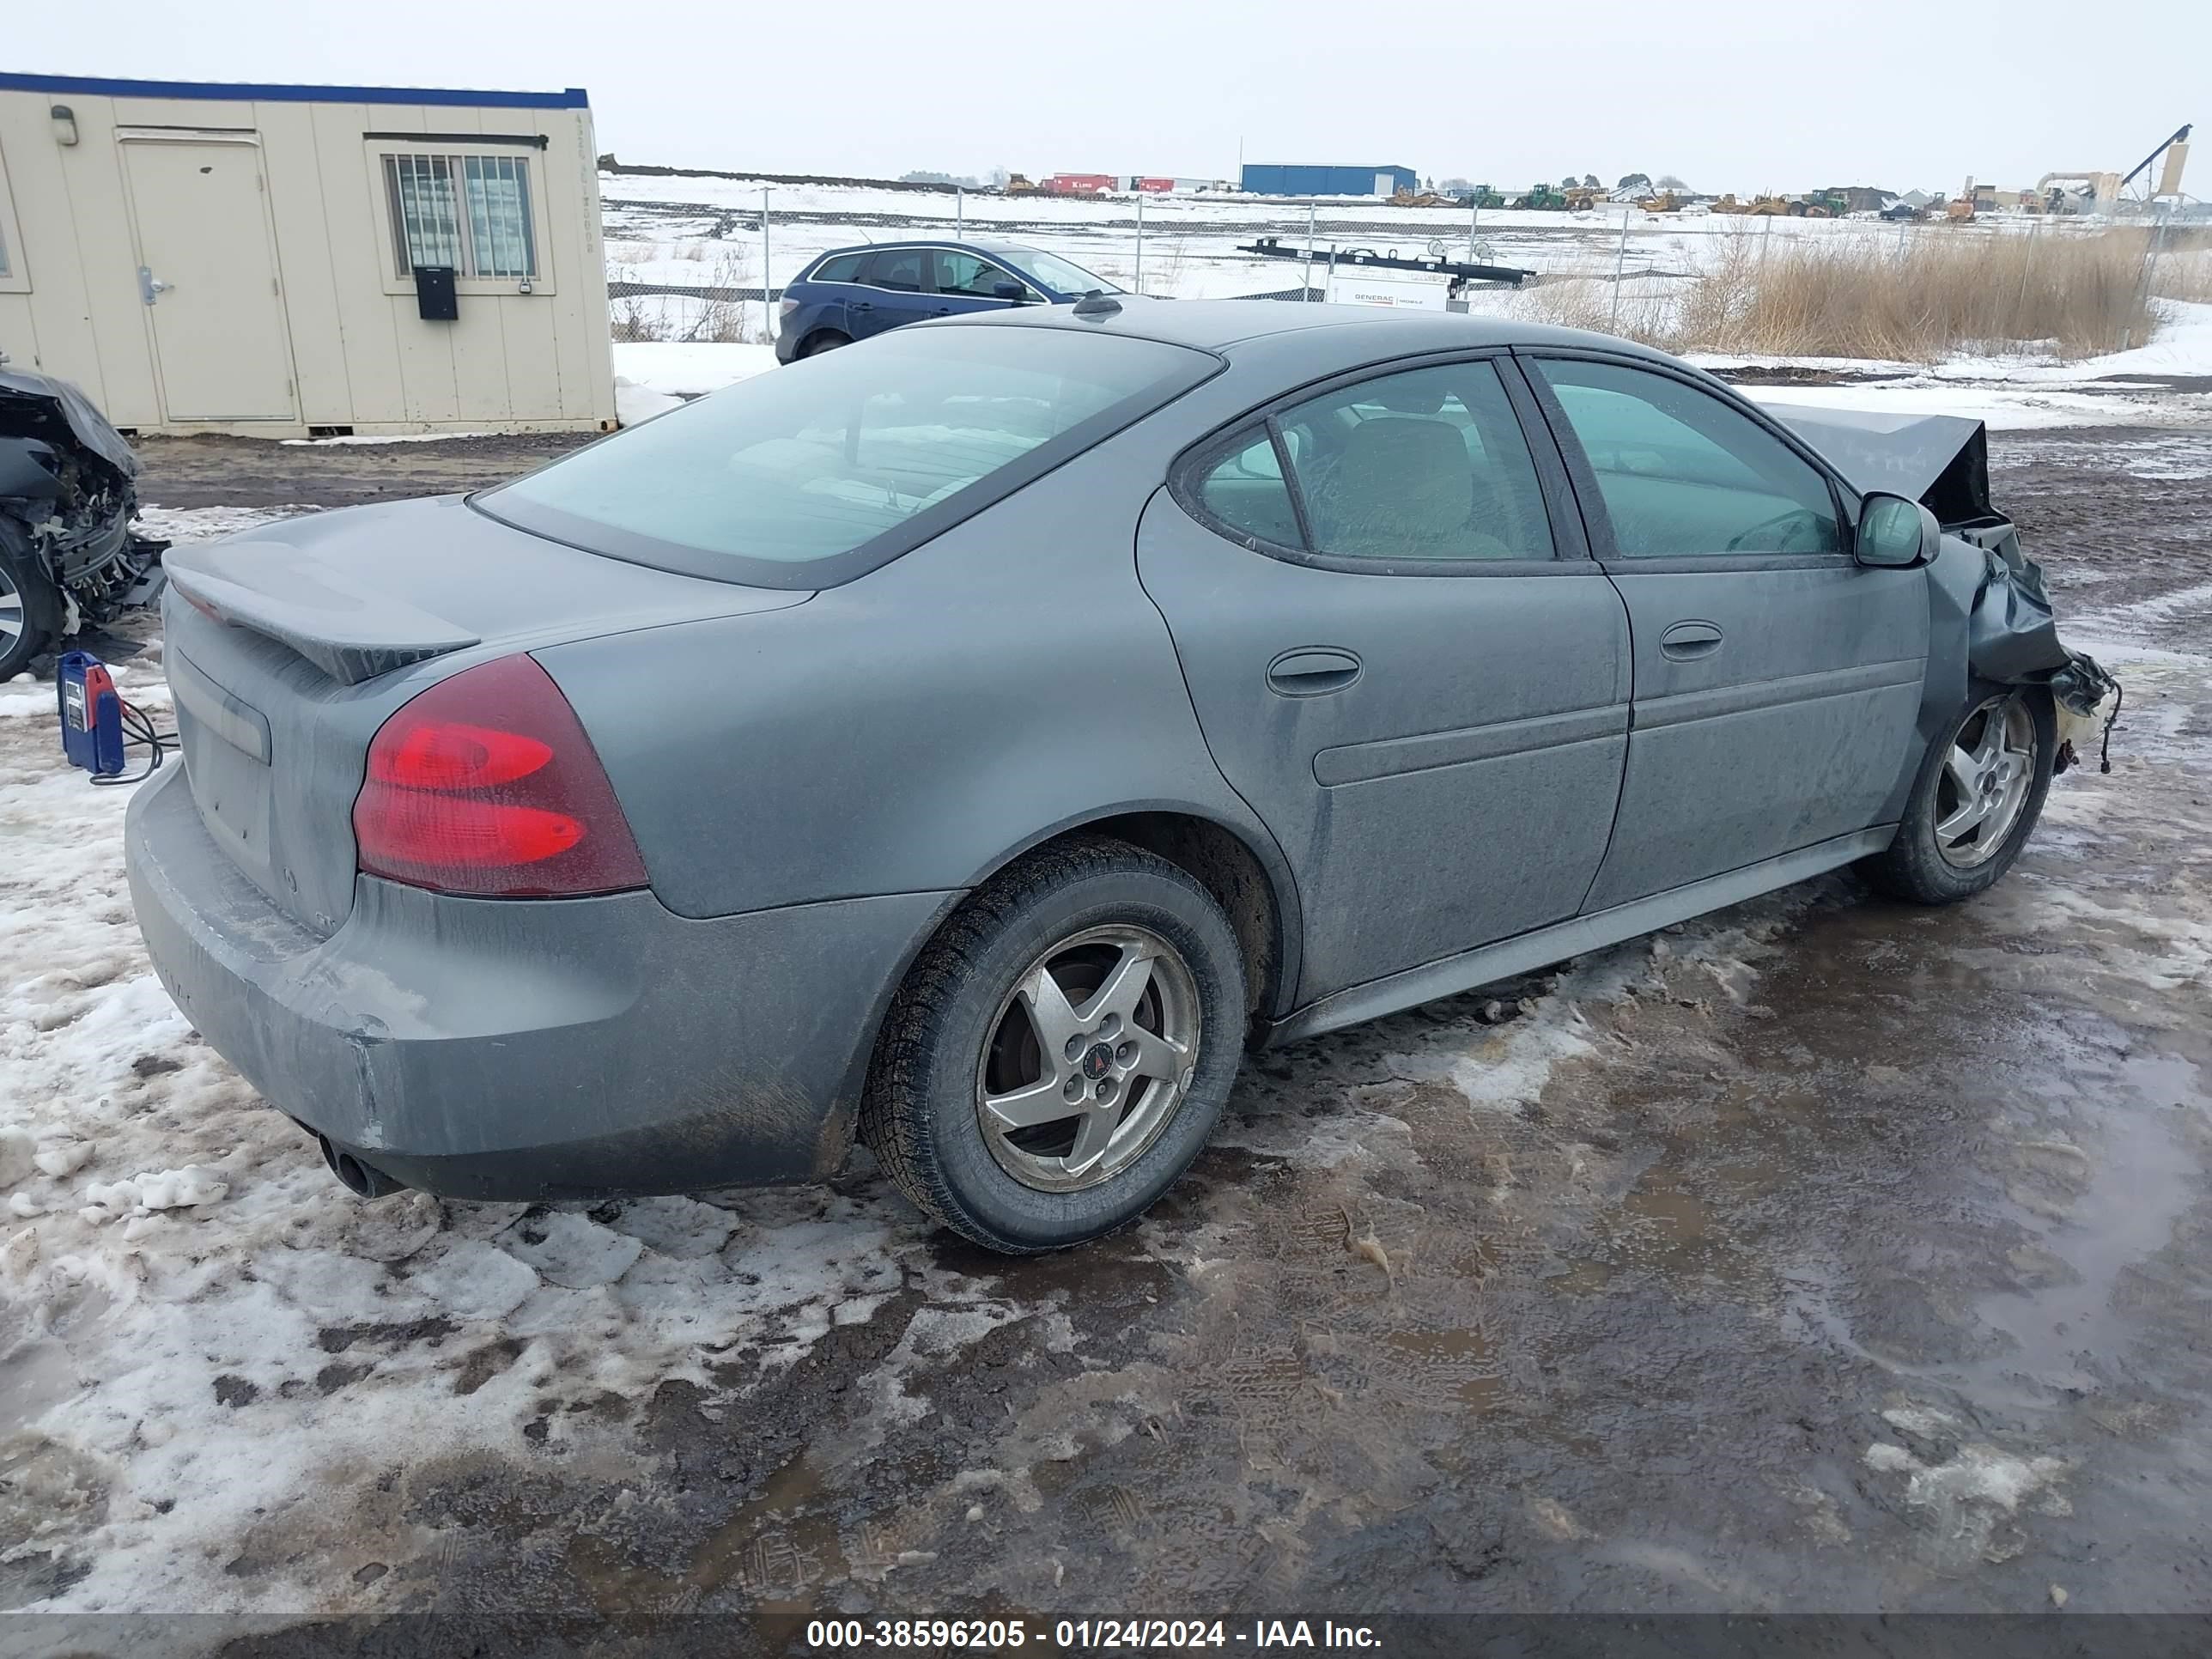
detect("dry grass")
(1141, 234), (1192, 298)
(682, 246), (756, 343)
(1516, 224), (2185, 362)
(609, 266), (665, 342)
(2150, 234), (2212, 303)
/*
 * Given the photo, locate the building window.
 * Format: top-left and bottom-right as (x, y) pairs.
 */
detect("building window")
(381, 153), (536, 280)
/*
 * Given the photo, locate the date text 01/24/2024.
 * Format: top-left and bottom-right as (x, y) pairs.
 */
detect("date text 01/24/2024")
(805, 1619), (1383, 1649)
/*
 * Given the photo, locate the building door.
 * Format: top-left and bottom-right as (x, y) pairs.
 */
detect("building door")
(122, 139), (295, 423)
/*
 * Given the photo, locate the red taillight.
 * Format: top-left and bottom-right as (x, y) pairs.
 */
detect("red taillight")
(370, 722), (555, 790)
(351, 654), (648, 897)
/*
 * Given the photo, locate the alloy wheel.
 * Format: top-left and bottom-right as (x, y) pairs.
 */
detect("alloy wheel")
(1935, 693), (2036, 868)
(0, 565), (23, 653)
(974, 923), (1201, 1194)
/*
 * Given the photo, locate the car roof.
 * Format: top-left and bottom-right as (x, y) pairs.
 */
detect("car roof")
(916, 295), (1685, 367)
(810, 238), (1050, 261)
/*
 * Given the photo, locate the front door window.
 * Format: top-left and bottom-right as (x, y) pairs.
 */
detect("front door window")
(1528, 359), (1842, 557)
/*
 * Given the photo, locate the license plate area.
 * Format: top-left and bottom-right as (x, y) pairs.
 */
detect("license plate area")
(171, 645), (277, 886)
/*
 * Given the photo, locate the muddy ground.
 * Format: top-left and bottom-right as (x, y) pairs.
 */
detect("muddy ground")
(15, 424), (2212, 1631)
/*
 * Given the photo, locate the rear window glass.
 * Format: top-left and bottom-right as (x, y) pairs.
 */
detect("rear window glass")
(479, 328), (1214, 587)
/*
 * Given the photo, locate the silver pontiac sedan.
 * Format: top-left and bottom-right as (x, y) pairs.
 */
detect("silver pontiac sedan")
(126, 299), (2106, 1253)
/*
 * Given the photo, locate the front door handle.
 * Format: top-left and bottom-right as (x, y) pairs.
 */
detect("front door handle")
(1659, 620), (1723, 660)
(1267, 647), (1363, 697)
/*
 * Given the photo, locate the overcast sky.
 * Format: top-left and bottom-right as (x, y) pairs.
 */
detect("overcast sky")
(17, 0), (2207, 195)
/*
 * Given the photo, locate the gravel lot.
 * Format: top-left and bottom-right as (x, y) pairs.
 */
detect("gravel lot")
(1, 422), (2205, 1629)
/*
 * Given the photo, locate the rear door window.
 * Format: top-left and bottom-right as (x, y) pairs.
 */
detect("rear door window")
(861, 248), (927, 292)
(481, 328), (1218, 588)
(1182, 361), (1553, 567)
(1280, 362), (1554, 562)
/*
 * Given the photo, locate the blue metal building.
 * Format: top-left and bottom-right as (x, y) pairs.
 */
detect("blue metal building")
(1240, 163), (1418, 198)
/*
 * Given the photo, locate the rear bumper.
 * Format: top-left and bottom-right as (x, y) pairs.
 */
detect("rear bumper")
(125, 764), (955, 1200)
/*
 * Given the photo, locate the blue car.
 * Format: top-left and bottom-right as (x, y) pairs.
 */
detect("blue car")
(773, 240), (1121, 362)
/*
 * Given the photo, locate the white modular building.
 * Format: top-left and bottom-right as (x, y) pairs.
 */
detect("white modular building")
(0, 71), (618, 436)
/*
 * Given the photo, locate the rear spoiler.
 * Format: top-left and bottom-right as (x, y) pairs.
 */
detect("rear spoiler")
(166, 537), (479, 685)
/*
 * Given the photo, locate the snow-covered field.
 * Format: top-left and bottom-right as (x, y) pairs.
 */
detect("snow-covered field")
(599, 170), (1988, 302)
(599, 173), (2212, 429)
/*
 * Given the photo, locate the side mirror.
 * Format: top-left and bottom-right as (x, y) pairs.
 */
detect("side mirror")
(1856, 492), (1939, 568)
(993, 281), (1027, 301)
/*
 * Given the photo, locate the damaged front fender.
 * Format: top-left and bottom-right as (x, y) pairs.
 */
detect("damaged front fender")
(1771, 402), (2122, 771)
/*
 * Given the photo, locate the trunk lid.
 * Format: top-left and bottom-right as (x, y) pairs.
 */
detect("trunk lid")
(162, 495), (809, 935)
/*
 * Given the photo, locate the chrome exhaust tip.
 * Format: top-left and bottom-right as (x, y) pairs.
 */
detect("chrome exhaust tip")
(317, 1133), (406, 1199)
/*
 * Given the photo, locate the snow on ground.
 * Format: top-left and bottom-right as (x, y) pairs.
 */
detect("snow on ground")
(1715, 299), (2212, 429)
(611, 340), (779, 422)
(1735, 380), (2187, 431)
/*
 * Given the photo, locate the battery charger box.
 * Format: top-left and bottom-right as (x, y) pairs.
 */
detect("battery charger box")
(58, 650), (126, 776)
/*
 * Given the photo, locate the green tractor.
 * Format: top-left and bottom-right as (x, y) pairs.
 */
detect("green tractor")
(1511, 183), (1568, 210)
(1457, 183), (1507, 209)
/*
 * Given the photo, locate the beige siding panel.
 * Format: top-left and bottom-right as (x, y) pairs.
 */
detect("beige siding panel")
(576, 118), (617, 427)
(391, 292), (462, 424)
(544, 111), (614, 424)
(497, 294), (564, 422)
(254, 102), (351, 423)
(58, 98), (162, 426)
(0, 102), (91, 393)
(111, 97), (258, 129)
(308, 102), (405, 424)
(0, 295), (40, 368)
(448, 294), (514, 423)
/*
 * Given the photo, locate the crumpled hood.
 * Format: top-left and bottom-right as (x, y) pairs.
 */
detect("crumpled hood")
(1765, 404), (1994, 527)
(0, 366), (142, 483)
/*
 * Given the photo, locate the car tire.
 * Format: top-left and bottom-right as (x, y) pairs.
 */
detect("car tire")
(803, 331), (850, 357)
(1860, 683), (2056, 905)
(860, 835), (1247, 1255)
(0, 526), (58, 681)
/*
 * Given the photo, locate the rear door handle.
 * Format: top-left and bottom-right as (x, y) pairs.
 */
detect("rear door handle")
(1267, 647), (1363, 697)
(1659, 620), (1723, 660)
(853, 301), (875, 312)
